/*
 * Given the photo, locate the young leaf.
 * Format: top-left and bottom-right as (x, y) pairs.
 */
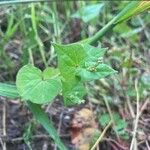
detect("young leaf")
(71, 3), (104, 22)
(53, 43), (109, 81)
(76, 64), (117, 82)
(62, 79), (86, 106)
(16, 64), (61, 104)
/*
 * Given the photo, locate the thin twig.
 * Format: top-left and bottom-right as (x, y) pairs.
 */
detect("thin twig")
(90, 121), (112, 150)
(2, 101), (6, 150)
(42, 141), (48, 150)
(130, 78), (140, 150)
(0, 138), (4, 150)
(54, 112), (63, 150)
(103, 138), (128, 150)
(103, 96), (119, 139)
(126, 96), (135, 118)
(145, 140), (150, 150)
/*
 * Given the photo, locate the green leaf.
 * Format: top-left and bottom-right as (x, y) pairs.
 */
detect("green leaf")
(99, 113), (128, 139)
(53, 43), (87, 105)
(53, 43), (109, 81)
(77, 64), (116, 82)
(71, 3), (104, 22)
(99, 113), (110, 127)
(43, 67), (60, 80)
(0, 83), (20, 99)
(16, 64), (61, 104)
(53, 43), (87, 80)
(62, 79), (86, 106)
(114, 120), (127, 134)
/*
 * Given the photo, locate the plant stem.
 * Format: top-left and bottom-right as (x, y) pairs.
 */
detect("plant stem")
(81, 2), (140, 45)
(31, 4), (47, 67)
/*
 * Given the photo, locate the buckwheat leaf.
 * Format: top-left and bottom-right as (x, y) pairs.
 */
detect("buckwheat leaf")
(16, 64), (61, 104)
(53, 43), (115, 105)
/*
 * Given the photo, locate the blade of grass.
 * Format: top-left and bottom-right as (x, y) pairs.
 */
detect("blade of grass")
(31, 3), (47, 67)
(4, 15), (19, 41)
(0, 83), (67, 150)
(0, 13), (20, 75)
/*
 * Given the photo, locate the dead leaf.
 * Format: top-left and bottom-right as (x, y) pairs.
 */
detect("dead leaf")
(71, 108), (99, 150)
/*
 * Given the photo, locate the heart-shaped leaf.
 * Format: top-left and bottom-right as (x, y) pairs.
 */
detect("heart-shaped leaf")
(16, 64), (61, 104)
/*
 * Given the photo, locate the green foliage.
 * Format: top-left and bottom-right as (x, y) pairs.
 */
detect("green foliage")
(53, 43), (116, 105)
(77, 64), (116, 82)
(113, 22), (142, 42)
(16, 64), (61, 104)
(71, 3), (104, 22)
(0, 1), (149, 149)
(99, 113), (129, 139)
(99, 113), (110, 127)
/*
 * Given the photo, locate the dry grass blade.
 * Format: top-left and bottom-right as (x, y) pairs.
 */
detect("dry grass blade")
(90, 121), (112, 150)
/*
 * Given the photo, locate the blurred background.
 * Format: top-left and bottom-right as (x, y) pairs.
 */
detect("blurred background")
(0, 1), (150, 150)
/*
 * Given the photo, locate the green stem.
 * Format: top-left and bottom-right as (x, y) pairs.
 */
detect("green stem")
(82, 1), (140, 45)
(31, 4), (47, 67)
